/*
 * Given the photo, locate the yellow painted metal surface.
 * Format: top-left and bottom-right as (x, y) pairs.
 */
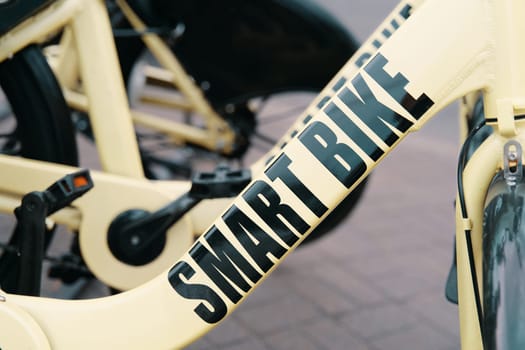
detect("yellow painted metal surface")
(1, 0), (525, 348)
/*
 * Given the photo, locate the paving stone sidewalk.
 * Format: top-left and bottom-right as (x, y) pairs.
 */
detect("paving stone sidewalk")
(185, 106), (461, 349)
(182, 2), (462, 347)
(0, 1), (463, 349)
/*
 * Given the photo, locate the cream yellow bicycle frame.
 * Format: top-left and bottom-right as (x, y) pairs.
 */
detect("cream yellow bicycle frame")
(0, 0), (236, 292)
(0, 0), (520, 348)
(48, 0), (237, 157)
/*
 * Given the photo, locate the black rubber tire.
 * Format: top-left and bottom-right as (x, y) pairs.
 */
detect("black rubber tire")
(112, 0), (359, 104)
(0, 45), (78, 165)
(0, 45), (78, 293)
(109, 4), (367, 246)
(108, 0), (361, 168)
(482, 171), (525, 349)
(303, 177), (368, 245)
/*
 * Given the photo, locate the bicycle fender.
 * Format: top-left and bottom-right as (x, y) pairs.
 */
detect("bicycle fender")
(482, 172), (525, 349)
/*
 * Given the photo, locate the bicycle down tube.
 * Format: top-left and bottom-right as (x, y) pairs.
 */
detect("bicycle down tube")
(0, 0), (420, 292)
(1, 0), (524, 348)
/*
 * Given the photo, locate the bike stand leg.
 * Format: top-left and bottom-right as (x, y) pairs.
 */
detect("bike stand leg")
(0, 170), (93, 296)
(14, 192), (47, 296)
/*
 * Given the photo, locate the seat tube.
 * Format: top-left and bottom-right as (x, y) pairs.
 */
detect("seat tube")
(70, 0), (144, 178)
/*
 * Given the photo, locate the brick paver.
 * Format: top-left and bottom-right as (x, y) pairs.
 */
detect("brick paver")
(187, 105), (461, 350)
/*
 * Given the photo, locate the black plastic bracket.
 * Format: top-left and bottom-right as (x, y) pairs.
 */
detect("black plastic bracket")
(190, 164), (251, 199)
(1, 169), (93, 296)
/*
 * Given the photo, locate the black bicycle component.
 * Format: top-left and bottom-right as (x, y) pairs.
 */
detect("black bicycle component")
(140, 150), (192, 179)
(0, 45), (79, 165)
(445, 96), (493, 305)
(190, 165), (251, 199)
(117, 0), (359, 103)
(107, 196), (197, 266)
(445, 241), (458, 304)
(0, 0), (54, 36)
(108, 165), (251, 266)
(214, 104), (257, 159)
(13, 192), (47, 296)
(47, 251), (94, 284)
(0, 170), (93, 295)
(455, 120), (487, 340)
(42, 169), (93, 216)
(464, 97), (493, 163)
(482, 169), (525, 349)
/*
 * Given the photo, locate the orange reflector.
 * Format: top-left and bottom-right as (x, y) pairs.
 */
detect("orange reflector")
(74, 176), (89, 188)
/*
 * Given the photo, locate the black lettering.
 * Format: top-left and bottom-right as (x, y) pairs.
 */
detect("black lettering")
(303, 115), (312, 124)
(223, 206), (287, 272)
(391, 18), (400, 30)
(299, 121), (367, 188)
(190, 226), (262, 304)
(338, 73), (413, 146)
(265, 154), (328, 217)
(168, 261), (227, 324)
(364, 53), (434, 119)
(317, 96), (331, 109)
(356, 53), (372, 68)
(264, 155), (276, 166)
(243, 180), (309, 246)
(324, 102), (384, 161)
(355, 5), (412, 70)
(399, 4), (412, 19)
(332, 77), (347, 92)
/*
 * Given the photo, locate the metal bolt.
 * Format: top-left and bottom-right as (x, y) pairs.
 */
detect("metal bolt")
(508, 150), (518, 161)
(131, 235), (140, 246)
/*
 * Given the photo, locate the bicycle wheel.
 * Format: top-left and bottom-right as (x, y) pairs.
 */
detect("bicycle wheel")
(0, 44), (79, 293)
(108, 0), (359, 177)
(114, 0), (367, 244)
(0, 45), (78, 164)
(104, 0), (367, 245)
(482, 171), (525, 349)
(125, 66), (322, 178)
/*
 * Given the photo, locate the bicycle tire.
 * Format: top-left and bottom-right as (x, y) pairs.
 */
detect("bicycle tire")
(0, 44), (79, 292)
(0, 45), (78, 165)
(106, 1), (367, 246)
(111, 0), (359, 166)
(114, 0), (359, 103)
(111, 3), (367, 245)
(482, 171), (525, 349)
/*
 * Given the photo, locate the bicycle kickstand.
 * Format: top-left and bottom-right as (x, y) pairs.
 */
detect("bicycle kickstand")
(2, 170), (93, 296)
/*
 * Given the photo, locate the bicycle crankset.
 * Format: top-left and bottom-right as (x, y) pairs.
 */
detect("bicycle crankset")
(107, 165), (251, 266)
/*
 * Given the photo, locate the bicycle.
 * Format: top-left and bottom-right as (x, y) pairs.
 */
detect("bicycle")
(43, 0), (360, 179)
(0, 0), (369, 293)
(0, 0), (517, 348)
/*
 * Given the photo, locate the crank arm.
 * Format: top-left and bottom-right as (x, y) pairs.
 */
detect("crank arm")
(0, 155), (225, 290)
